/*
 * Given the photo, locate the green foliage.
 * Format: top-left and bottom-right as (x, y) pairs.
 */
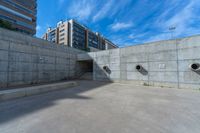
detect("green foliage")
(80, 47), (90, 52)
(143, 83), (149, 86)
(0, 19), (16, 31)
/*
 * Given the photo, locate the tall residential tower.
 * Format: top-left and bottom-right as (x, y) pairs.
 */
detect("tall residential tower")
(0, 0), (37, 35)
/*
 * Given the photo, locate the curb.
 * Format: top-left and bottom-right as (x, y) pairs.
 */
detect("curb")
(0, 81), (78, 102)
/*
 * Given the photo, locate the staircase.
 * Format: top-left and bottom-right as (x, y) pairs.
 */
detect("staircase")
(80, 72), (93, 80)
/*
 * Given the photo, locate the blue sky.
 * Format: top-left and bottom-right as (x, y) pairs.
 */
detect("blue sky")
(36, 0), (200, 47)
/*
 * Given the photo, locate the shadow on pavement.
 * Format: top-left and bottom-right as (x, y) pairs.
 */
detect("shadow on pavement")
(0, 59), (113, 124)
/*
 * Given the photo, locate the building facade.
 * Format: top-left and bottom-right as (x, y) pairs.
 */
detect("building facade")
(0, 0), (37, 35)
(42, 19), (118, 51)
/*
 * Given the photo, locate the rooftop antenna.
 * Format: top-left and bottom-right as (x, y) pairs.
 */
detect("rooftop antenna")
(169, 26), (176, 39)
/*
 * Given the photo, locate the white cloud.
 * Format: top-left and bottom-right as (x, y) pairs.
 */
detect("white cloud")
(128, 33), (135, 39)
(128, 33), (147, 39)
(36, 25), (41, 31)
(92, 0), (131, 22)
(155, 0), (200, 38)
(111, 22), (133, 31)
(92, 0), (114, 22)
(145, 33), (171, 43)
(68, 0), (94, 21)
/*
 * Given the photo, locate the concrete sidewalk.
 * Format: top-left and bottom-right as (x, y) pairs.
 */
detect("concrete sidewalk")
(0, 81), (77, 101)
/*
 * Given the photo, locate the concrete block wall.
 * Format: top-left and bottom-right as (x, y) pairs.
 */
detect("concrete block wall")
(83, 35), (200, 89)
(0, 28), (84, 88)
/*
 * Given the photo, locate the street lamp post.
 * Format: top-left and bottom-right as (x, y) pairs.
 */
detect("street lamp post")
(169, 26), (176, 39)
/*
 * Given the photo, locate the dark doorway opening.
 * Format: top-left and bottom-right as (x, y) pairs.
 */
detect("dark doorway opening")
(77, 60), (93, 80)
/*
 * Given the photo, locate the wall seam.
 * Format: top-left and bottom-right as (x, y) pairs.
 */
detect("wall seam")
(6, 41), (11, 87)
(175, 39), (180, 88)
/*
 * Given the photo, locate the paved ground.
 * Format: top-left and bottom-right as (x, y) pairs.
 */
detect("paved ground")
(0, 80), (200, 133)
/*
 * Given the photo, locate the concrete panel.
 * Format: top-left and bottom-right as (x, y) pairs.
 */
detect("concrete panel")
(10, 42), (32, 53)
(37, 64), (45, 72)
(178, 59), (200, 72)
(96, 56), (109, 64)
(109, 49), (120, 57)
(42, 56), (55, 64)
(127, 72), (148, 81)
(95, 70), (110, 79)
(0, 50), (8, 61)
(56, 58), (69, 64)
(110, 71), (120, 79)
(44, 64), (55, 71)
(125, 53), (149, 63)
(178, 47), (200, 60)
(9, 62), (32, 72)
(109, 57), (120, 64)
(9, 52), (32, 62)
(38, 72), (52, 81)
(56, 64), (68, 71)
(179, 71), (200, 84)
(77, 53), (93, 61)
(120, 44), (147, 56)
(126, 62), (148, 72)
(0, 72), (7, 87)
(0, 40), (9, 50)
(149, 72), (178, 83)
(147, 40), (177, 53)
(178, 36), (200, 49)
(56, 51), (68, 58)
(8, 72), (32, 83)
(149, 61), (177, 72)
(31, 55), (39, 63)
(0, 60), (8, 72)
(109, 63), (120, 71)
(120, 63), (127, 71)
(120, 71), (127, 80)
(149, 50), (177, 61)
(96, 50), (109, 57)
(39, 48), (54, 57)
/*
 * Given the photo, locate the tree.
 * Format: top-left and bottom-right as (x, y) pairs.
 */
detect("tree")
(0, 19), (15, 31)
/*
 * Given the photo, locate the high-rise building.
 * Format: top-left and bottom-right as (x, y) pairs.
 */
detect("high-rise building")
(42, 19), (118, 51)
(0, 0), (37, 35)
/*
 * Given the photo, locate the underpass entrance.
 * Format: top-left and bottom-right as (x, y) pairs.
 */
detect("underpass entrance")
(77, 60), (93, 80)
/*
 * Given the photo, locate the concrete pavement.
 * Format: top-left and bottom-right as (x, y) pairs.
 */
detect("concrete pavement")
(0, 80), (200, 133)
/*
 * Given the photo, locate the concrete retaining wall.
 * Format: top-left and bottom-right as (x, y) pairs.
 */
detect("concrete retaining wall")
(1, 27), (199, 90)
(79, 35), (200, 89)
(0, 28), (84, 88)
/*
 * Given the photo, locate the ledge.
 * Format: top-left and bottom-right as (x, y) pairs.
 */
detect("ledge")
(0, 81), (78, 102)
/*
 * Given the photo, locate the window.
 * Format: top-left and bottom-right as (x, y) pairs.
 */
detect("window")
(60, 38), (65, 41)
(2, 0), (36, 15)
(60, 33), (65, 36)
(60, 29), (65, 33)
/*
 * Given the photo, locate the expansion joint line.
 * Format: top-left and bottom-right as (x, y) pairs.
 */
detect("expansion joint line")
(175, 39), (180, 88)
(6, 41), (11, 87)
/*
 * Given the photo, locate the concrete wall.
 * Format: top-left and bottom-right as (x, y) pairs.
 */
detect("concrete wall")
(78, 35), (200, 89)
(0, 28), (84, 88)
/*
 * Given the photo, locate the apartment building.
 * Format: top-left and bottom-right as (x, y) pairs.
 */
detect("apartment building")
(42, 19), (118, 51)
(0, 0), (37, 35)
(68, 19), (87, 50)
